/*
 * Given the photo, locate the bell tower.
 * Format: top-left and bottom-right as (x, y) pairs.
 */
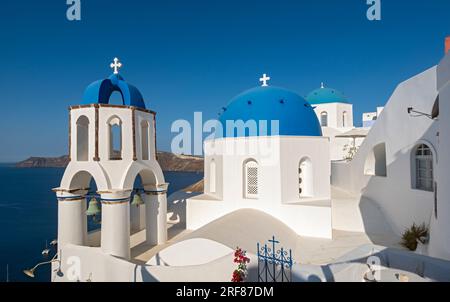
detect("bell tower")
(54, 59), (168, 260)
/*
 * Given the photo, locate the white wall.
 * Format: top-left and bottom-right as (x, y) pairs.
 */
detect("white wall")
(188, 136), (332, 238)
(52, 243), (248, 282)
(204, 136), (330, 204)
(331, 66), (439, 235)
(312, 103), (365, 161)
(64, 106), (162, 190)
(429, 53), (450, 260)
(279, 137), (331, 202)
(204, 153), (224, 200)
(313, 103), (354, 129)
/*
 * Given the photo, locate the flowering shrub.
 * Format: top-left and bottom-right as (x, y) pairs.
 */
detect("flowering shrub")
(232, 247), (250, 282)
(343, 144), (359, 161)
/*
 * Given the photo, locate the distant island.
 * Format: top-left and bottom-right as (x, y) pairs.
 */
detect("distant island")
(16, 151), (204, 173)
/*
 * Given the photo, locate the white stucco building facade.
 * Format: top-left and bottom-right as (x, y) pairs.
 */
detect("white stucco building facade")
(325, 45), (450, 264)
(187, 83), (333, 239)
(429, 50), (450, 260)
(47, 42), (450, 282)
(305, 84), (378, 161)
(331, 66), (438, 237)
(363, 107), (384, 128)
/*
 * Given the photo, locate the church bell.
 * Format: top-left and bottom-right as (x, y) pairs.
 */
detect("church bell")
(131, 193), (144, 207)
(86, 197), (101, 217)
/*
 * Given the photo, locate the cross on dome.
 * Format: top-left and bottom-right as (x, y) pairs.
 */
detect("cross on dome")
(259, 74), (271, 87)
(110, 57), (123, 75)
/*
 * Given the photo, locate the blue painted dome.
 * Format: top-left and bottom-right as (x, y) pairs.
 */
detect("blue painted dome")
(83, 74), (146, 109)
(218, 86), (322, 138)
(306, 85), (348, 105)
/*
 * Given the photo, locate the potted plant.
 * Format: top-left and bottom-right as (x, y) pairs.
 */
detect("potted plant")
(401, 223), (429, 252)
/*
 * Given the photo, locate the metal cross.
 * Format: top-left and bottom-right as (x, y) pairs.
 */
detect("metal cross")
(259, 73), (271, 87)
(110, 57), (122, 75)
(268, 235), (280, 253)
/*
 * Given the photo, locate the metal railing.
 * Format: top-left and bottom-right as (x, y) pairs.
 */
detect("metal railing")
(257, 236), (293, 282)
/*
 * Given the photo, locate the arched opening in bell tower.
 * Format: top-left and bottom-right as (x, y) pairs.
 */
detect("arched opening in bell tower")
(76, 116), (90, 162)
(126, 167), (168, 260)
(141, 121), (150, 161)
(109, 91), (125, 106)
(130, 174), (146, 235)
(108, 116), (123, 160)
(66, 170), (103, 248)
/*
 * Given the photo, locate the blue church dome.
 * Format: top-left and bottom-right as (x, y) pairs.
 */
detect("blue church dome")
(306, 84), (348, 105)
(218, 86), (322, 138)
(83, 74), (146, 109)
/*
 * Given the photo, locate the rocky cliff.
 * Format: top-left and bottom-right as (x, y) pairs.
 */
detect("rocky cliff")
(16, 152), (204, 173)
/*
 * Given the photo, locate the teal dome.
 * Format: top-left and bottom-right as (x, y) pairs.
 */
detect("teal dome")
(306, 84), (348, 105)
(217, 86), (322, 138)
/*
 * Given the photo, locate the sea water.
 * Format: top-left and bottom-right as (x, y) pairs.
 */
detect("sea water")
(0, 164), (203, 282)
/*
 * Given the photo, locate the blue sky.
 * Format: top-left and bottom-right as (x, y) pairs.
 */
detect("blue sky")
(0, 0), (449, 162)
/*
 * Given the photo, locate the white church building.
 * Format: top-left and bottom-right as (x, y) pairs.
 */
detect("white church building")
(187, 76), (333, 238)
(186, 41), (450, 265)
(44, 39), (450, 282)
(306, 83), (382, 161)
(186, 78), (383, 239)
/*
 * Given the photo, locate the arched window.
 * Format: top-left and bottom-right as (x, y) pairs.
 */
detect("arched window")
(141, 121), (150, 160)
(342, 111), (347, 128)
(76, 116), (89, 162)
(299, 158), (314, 198)
(321, 112), (328, 127)
(364, 143), (387, 177)
(210, 160), (217, 194)
(413, 144), (434, 192)
(243, 159), (259, 199)
(108, 116), (122, 160)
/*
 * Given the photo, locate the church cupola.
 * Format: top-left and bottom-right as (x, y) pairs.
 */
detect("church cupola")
(83, 58), (146, 109)
(217, 74), (323, 138)
(68, 58), (156, 163)
(306, 84), (349, 105)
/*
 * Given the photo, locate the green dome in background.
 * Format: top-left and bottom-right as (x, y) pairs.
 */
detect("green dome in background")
(306, 83), (349, 105)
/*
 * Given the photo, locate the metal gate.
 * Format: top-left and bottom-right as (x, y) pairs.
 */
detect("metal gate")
(257, 236), (293, 282)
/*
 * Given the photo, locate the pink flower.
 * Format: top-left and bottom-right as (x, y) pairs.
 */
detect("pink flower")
(232, 247), (250, 282)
